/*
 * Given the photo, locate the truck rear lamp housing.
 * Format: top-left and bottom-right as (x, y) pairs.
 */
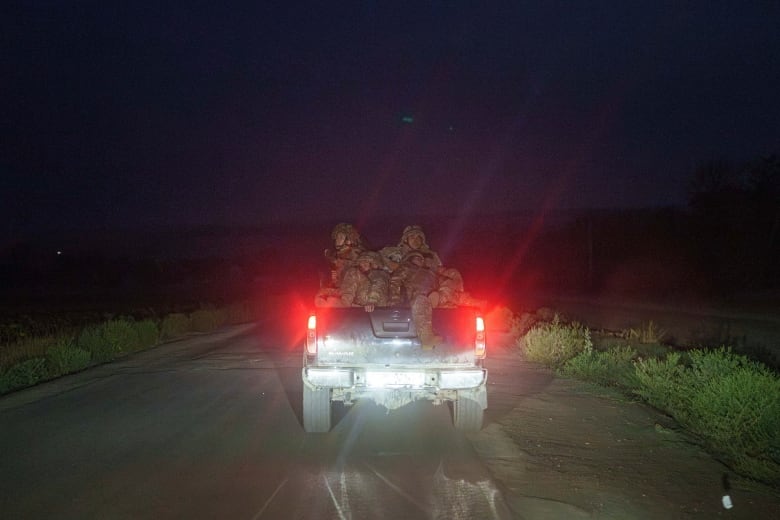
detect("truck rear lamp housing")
(475, 316), (486, 359)
(306, 314), (317, 355)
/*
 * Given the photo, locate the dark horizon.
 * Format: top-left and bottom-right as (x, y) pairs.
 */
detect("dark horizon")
(2, 202), (776, 306)
(1, 204), (681, 250)
(2, 2), (778, 239)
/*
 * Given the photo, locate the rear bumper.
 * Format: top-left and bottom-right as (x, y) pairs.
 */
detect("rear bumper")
(302, 366), (487, 391)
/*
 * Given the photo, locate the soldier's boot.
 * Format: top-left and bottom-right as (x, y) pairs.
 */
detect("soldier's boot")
(418, 328), (444, 350)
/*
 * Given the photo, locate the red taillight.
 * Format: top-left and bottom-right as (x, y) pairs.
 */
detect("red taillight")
(475, 315), (486, 359)
(306, 314), (317, 355)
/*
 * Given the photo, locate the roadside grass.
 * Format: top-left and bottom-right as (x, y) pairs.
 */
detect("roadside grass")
(635, 348), (780, 483)
(561, 346), (640, 390)
(46, 340), (91, 375)
(190, 306), (227, 332)
(625, 320), (667, 344)
(517, 312), (780, 486)
(77, 318), (160, 363)
(522, 314), (592, 368)
(0, 334), (64, 372)
(160, 313), (191, 340)
(0, 300), (259, 396)
(0, 314), (81, 345)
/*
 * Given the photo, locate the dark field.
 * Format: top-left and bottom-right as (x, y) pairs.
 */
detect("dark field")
(1, 208), (777, 345)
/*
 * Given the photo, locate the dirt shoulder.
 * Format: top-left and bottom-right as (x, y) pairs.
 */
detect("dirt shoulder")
(470, 342), (780, 519)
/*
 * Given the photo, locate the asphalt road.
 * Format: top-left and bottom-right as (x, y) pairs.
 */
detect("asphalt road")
(0, 322), (532, 519)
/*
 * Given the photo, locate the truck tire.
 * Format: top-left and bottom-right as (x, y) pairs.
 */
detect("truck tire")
(303, 384), (332, 433)
(453, 397), (483, 432)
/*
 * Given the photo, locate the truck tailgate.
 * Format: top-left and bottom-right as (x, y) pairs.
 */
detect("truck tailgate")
(314, 307), (479, 365)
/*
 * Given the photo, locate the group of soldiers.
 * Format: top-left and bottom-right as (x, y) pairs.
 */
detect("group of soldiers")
(314, 223), (485, 347)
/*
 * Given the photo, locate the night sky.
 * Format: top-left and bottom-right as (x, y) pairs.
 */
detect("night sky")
(3, 1), (778, 239)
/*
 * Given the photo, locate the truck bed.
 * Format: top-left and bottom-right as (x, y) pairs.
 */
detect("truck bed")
(313, 306), (482, 365)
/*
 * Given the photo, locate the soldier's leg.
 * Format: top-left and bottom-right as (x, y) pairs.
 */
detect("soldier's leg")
(436, 274), (460, 307)
(411, 294), (442, 348)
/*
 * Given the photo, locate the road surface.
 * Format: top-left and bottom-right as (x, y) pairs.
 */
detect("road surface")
(2, 311), (778, 519)
(0, 322), (519, 519)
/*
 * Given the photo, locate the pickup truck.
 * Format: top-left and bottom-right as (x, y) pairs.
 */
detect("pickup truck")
(302, 305), (487, 432)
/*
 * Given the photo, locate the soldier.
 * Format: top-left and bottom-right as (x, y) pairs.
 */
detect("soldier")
(389, 251), (442, 347)
(325, 222), (365, 286)
(364, 251), (390, 311)
(315, 223), (365, 307)
(397, 225), (442, 270)
(397, 224), (481, 309)
(340, 251), (388, 312)
(435, 264), (487, 309)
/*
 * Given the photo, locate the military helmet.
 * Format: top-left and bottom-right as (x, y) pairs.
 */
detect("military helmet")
(331, 222), (357, 241)
(357, 251), (383, 269)
(379, 246), (403, 264)
(400, 224), (426, 245)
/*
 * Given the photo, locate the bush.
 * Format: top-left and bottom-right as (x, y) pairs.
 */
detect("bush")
(624, 321), (667, 344)
(522, 315), (593, 368)
(101, 319), (138, 356)
(562, 346), (639, 389)
(633, 352), (688, 414)
(0, 357), (48, 394)
(592, 332), (670, 360)
(190, 308), (225, 332)
(77, 318), (145, 362)
(46, 339), (91, 376)
(134, 319), (159, 349)
(0, 335), (60, 373)
(214, 307), (228, 327)
(513, 312), (539, 337)
(688, 367), (780, 482)
(160, 313), (191, 340)
(224, 301), (254, 324)
(77, 325), (109, 362)
(680, 349), (779, 481)
(635, 347), (780, 484)
(0, 301), (251, 395)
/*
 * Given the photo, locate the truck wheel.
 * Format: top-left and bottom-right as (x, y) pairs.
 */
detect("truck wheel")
(303, 384), (332, 433)
(453, 397), (483, 432)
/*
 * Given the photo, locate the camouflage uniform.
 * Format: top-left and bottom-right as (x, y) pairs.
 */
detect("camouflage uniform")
(315, 223), (365, 307)
(339, 266), (367, 307)
(378, 246), (403, 273)
(340, 251), (388, 309)
(325, 223), (365, 287)
(435, 266), (463, 307)
(362, 252), (389, 307)
(389, 251), (441, 346)
(389, 252), (437, 305)
(398, 224), (482, 309)
(398, 225), (442, 270)
(436, 266), (487, 309)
